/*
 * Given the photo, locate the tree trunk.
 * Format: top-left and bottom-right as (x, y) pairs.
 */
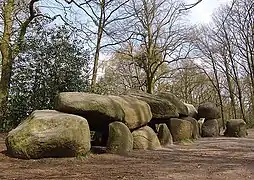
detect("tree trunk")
(248, 77), (254, 121)
(91, 33), (102, 91)
(245, 47), (254, 122)
(210, 55), (225, 128)
(223, 26), (247, 122)
(223, 56), (237, 119)
(0, 0), (14, 123)
(146, 74), (154, 94)
(0, 54), (13, 122)
(90, 1), (105, 92)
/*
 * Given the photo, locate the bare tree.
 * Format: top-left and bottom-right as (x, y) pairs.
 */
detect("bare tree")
(193, 0), (254, 123)
(62, 0), (133, 91)
(96, 41), (147, 94)
(122, 0), (193, 94)
(223, 0), (254, 121)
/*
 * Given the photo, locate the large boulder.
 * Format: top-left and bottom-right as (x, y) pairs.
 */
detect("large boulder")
(108, 95), (152, 129)
(166, 118), (193, 142)
(157, 123), (173, 146)
(156, 92), (188, 116)
(201, 119), (219, 137)
(56, 92), (152, 130)
(129, 92), (179, 119)
(181, 117), (200, 139)
(107, 122), (133, 153)
(224, 119), (247, 137)
(198, 102), (221, 120)
(5, 110), (91, 159)
(132, 126), (161, 150)
(184, 103), (198, 118)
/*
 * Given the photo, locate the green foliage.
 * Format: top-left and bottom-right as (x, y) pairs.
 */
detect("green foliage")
(2, 25), (91, 131)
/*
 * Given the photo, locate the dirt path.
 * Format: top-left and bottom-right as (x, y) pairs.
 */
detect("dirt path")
(0, 130), (254, 180)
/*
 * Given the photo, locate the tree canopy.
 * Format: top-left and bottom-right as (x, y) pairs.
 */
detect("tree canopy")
(1, 0), (254, 131)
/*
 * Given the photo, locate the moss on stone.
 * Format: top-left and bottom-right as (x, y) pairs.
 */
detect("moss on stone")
(167, 118), (193, 142)
(5, 110), (91, 159)
(157, 123), (173, 146)
(107, 121), (133, 153)
(132, 126), (161, 150)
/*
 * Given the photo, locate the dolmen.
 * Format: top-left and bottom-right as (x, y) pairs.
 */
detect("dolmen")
(5, 91), (203, 159)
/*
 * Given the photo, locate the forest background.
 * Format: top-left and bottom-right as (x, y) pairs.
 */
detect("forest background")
(0, 0), (253, 131)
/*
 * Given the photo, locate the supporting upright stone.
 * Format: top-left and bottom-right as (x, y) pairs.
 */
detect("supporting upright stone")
(224, 119), (247, 137)
(107, 122), (133, 154)
(201, 119), (219, 137)
(132, 126), (161, 150)
(181, 116), (200, 139)
(167, 118), (193, 142)
(157, 123), (173, 146)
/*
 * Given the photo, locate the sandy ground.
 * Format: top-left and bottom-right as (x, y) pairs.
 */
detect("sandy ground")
(0, 130), (254, 180)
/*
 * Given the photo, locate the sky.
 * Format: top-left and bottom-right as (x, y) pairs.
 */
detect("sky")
(38, 0), (232, 26)
(187, 0), (231, 24)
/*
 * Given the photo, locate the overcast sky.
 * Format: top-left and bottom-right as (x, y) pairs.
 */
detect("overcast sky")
(187, 0), (231, 24)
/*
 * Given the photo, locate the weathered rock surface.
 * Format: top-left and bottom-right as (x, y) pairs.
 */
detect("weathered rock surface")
(5, 110), (91, 159)
(181, 117), (200, 139)
(198, 102), (221, 120)
(132, 126), (161, 150)
(224, 119), (247, 137)
(201, 119), (219, 137)
(108, 95), (152, 129)
(167, 118), (193, 142)
(56, 92), (152, 130)
(129, 92), (179, 119)
(157, 92), (188, 116)
(157, 123), (173, 146)
(107, 122), (133, 153)
(184, 103), (198, 118)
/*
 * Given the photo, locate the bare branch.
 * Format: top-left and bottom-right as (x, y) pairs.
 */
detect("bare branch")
(180, 0), (202, 11)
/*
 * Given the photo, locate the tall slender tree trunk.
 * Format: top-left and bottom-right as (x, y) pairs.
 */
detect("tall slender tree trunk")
(223, 56), (237, 119)
(91, 1), (105, 92)
(233, 67), (246, 121)
(91, 30), (103, 91)
(211, 59), (225, 128)
(248, 76), (254, 121)
(245, 47), (254, 122)
(0, 0), (14, 123)
(223, 27), (247, 122)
